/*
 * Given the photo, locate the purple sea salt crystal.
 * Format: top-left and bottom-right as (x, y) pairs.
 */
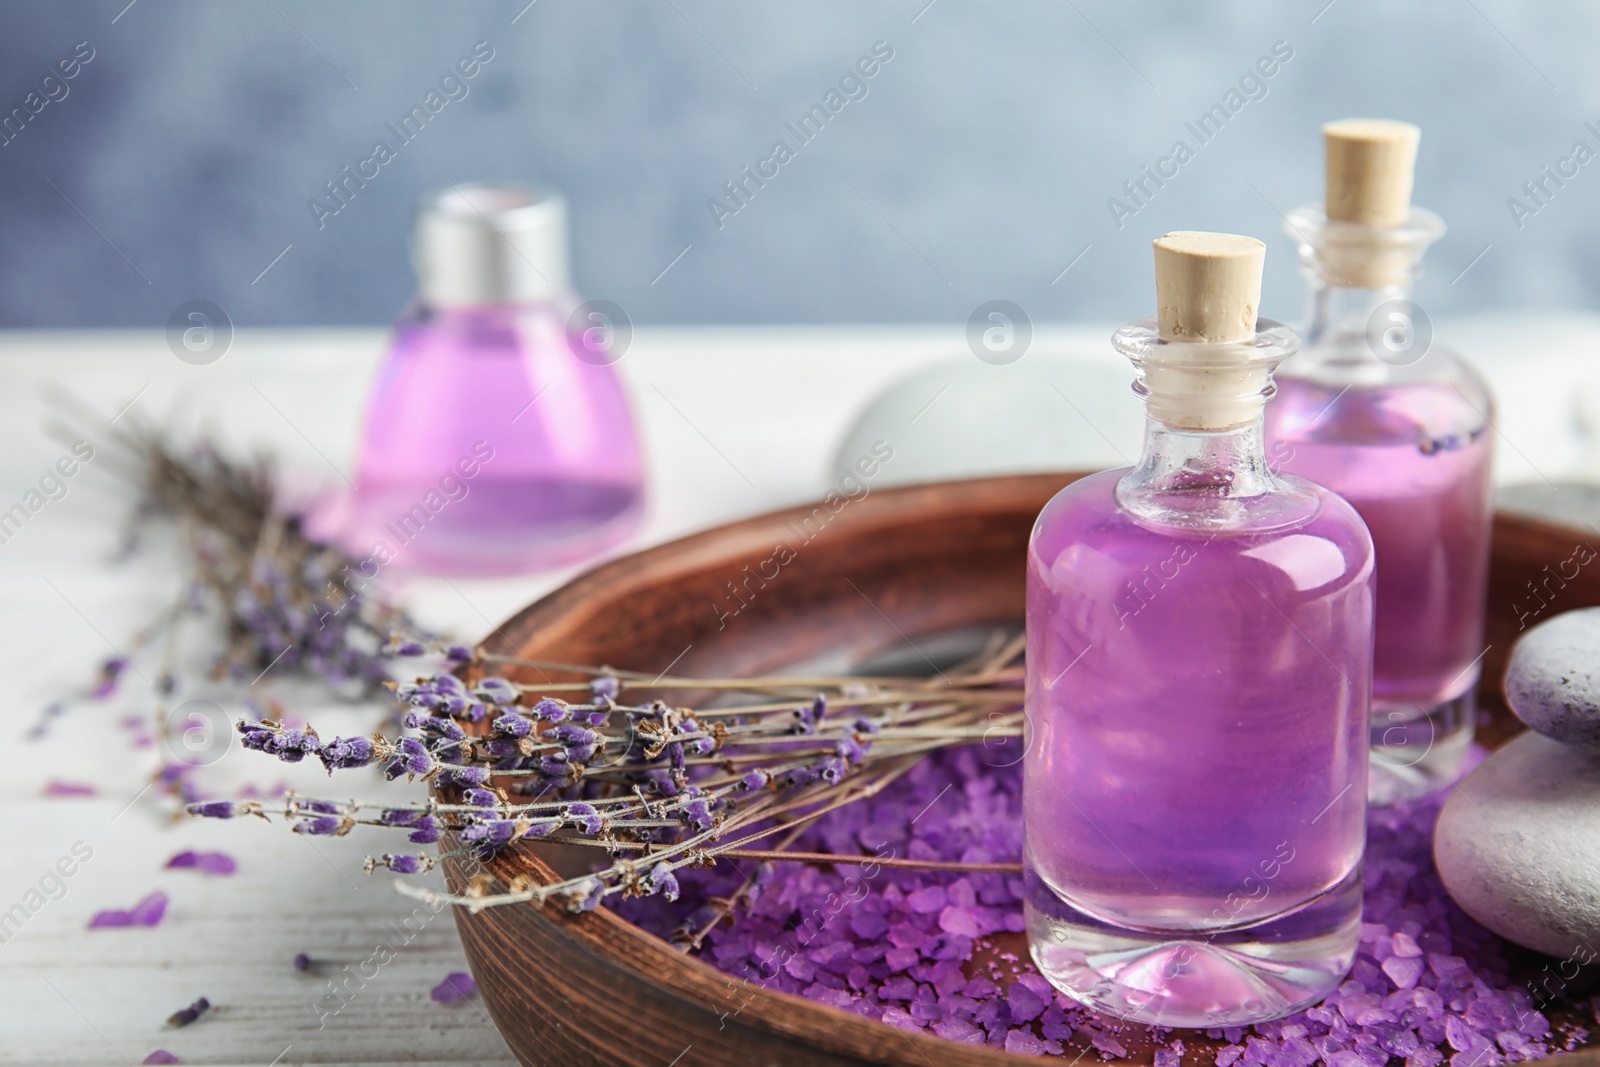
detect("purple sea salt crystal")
(1006, 980), (1046, 1023)
(1385, 954), (1426, 990)
(165, 850), (237, 876)
(647, 863), (681, 902)
(430, 971), (476, 1004)
(165, 996), (210, 1028)
(318, 735), (378, 771)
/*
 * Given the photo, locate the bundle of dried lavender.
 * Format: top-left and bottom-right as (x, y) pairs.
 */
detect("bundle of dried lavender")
(193, 639), (1024, 914)
(56, 410), (426, 701)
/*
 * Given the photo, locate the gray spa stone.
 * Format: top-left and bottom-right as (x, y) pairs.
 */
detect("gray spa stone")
(1434, 731), (1600, 960)
(1505, 607), (1600, 751)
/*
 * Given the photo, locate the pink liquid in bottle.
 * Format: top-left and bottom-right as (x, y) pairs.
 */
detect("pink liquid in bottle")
(1264, 204), (1493, 803)
(1025, 278), (1372, 1027)
(321, 186), (644, 576)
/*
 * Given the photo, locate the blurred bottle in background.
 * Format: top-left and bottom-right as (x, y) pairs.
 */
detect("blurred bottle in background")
(1264, 121), (1494, 804)
(316, 184), (644, 576)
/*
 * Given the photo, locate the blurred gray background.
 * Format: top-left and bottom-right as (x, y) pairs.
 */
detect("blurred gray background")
(1, 0), (1596, 328)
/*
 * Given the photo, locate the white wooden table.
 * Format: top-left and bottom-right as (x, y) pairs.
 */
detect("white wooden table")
(1, 317), (1596, 1065)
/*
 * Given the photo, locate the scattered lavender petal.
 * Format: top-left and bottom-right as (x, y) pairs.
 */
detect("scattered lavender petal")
(44, 780), (96, 797)
(165, 996), (210, 1028)
(165, 850), (236, 876)
(430, 971), (476, 1004)
(142, 1052), (180, 1065)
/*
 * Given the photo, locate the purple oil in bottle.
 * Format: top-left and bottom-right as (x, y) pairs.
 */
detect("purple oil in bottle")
(344, 302), (643, 575)
(1266, 377), (1492, 709)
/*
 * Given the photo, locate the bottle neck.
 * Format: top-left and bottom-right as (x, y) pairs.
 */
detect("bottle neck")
(1302, 276), (1414, 349)
(1125, 414), (1272, 497)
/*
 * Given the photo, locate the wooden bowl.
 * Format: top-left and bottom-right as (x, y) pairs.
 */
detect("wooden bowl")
(445, 472), (1600, 1066)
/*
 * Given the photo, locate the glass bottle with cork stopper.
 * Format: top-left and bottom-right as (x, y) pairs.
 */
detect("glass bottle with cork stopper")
(1263, 120), (1495, 804)
(1024, 231), (1374, 1027)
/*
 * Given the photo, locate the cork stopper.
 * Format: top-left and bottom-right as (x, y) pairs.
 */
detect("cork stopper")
(1152, 231), (1265, 344)
(1324, 119), (1419, 226)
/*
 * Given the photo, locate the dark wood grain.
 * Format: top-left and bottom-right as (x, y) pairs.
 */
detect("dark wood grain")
(446, 473), (1600, 1067)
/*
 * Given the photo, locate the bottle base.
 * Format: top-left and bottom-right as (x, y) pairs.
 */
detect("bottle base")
(1369, 688), (1476, 806)
(1024, 866), (1361, 1028)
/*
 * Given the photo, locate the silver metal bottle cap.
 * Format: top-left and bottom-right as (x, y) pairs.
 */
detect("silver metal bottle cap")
(413, 184), (569, 307)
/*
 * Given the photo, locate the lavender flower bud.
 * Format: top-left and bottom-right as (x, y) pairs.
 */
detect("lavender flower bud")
(462, 789), (498, 809)
(165, 996), (210, 1028)
(493, 713), (534, 738)
(293, 815), (351, 836)
(390, 640), (427, 657)
(377, 853), (432, 875)
(834, 736), (866, 764)
(407, 815), (443, 845)
(738, 770), (769, 792)
(463, 702), (488, 723)
(318, 735), (378, 772)
(565, 876), (605, 913)
(590, 675), (619, 701)
(190, 800), (262, 820)
(563, 802), (604, 835)
(378, 808), (423, 827)
(816, 756), (847, 785)
(646, 862), (680, 902)
(437, 765), (490, 788)
(531, 698), (569, 722)
(445, 645), (473, 663)
(263, 728), (321, 763)
(474, 677), (517, 706)
(679, 797), (714, 831)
